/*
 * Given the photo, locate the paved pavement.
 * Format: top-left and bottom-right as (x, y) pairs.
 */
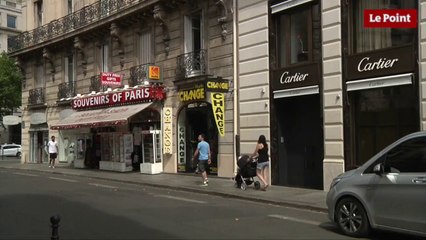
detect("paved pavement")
(0, 159), (328, 212)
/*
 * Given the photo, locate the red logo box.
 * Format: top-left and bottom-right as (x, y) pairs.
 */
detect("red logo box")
(364, 9), (417, 28)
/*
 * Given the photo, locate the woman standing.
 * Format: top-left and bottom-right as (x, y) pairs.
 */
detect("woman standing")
(253, 135), (269, 190)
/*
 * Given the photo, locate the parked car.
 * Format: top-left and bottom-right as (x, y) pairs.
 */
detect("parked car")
(327, 131), (426, 238)
(0, 144), (22, 158)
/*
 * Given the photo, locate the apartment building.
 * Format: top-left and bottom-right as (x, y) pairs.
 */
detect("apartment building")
(0, 0), (22, 144)
(8, 0), (235, 177)
(0, 0), (22, 53)
(10, 0), (424, 190)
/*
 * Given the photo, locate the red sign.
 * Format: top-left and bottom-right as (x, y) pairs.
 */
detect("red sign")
(364, 10), (417, 28)
(72, 86), (166, 110)
(101, 72), (122, 86)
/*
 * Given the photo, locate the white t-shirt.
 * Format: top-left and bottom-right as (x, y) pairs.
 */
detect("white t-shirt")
(48, 140), (58, 153)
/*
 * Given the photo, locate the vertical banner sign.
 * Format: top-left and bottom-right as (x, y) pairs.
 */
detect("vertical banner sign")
(178, 113), (186, 166)
(163, 107), (173, 154)
(211, 93), (225, 136)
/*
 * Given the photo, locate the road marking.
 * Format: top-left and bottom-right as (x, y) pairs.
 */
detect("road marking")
(154, 195), (207, 204)
(48, 177), (77, 183)
(13, 172), (38, 177)
(268, 214), (321, 226)
(89, 183), (118, 189)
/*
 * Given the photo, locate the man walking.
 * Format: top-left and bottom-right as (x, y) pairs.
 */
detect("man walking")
(192, 134), (211, 186)
(48, 136), (58, 168)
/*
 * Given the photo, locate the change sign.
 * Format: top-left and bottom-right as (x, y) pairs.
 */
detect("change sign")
(211, 92), (225, 137)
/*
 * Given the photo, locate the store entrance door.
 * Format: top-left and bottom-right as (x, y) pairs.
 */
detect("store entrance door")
(141, 130), (163, 174)
(177, 103), (218, 174)
(275, 95), (323, 189)
(30, 130), (48, 163)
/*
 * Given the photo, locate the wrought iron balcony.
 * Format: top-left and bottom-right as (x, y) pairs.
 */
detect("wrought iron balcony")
(176, 50), (207, 79)
(58, 82), (75, 99)
(90, 75), (108, 92)
(8, 0), (140, 52)
(28, 88), (45, 105)
(129, 63), (152, 87)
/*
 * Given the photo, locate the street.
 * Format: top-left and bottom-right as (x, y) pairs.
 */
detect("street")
(0, 169), (422, 240)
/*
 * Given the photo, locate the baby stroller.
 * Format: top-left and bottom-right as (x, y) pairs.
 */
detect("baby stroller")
(234, 155), (261, 190)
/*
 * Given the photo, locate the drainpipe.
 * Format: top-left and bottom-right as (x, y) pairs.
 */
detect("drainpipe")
(232, 0), (239, 174)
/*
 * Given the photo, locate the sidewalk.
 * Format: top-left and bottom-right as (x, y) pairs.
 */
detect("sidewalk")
(0, 160), (328, 212)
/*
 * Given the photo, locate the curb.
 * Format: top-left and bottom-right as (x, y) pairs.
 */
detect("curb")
(0, 166), (328, 213)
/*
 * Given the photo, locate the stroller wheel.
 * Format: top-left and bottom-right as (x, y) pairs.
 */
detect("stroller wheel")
(240, 184), (247, 191)
(254, 181), (261, 190)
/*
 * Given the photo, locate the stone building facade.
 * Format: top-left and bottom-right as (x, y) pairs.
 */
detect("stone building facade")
(10, 0), (425, 190)
(235, 0), (423, 190)
(10, 0), (236, 177)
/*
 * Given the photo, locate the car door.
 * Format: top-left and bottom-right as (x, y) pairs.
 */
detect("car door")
(3, 146), (12, 156)
(371, 136), (426, 234)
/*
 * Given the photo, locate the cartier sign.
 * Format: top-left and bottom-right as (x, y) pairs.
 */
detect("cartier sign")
(346, 45), (414, 81)
(272, 63), (320, 91)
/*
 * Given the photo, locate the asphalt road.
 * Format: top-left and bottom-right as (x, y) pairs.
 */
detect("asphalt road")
(0, 169), (422, 240)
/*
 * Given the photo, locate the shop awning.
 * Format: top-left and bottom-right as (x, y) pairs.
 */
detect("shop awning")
(273, 85), (319, 99)
(50, 103), (153, 130)
(346, 73), (413, 92)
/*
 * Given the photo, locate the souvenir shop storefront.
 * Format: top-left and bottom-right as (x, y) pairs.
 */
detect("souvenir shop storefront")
(51, 85), (166, 173)
(175, 78), (229, 175)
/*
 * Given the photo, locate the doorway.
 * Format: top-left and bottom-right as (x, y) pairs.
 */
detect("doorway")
(177, 103), (218, 174)
(348, 85), (419, 169)
(30, 130), (48, 163)
(275, 94), (323, 189)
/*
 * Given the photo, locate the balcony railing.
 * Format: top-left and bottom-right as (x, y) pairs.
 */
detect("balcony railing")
(129, 63), (152, 87)
(8, 0), (140, 52)
(89, 75), (108, 92)
(58, 82), (75, 99)
(28, 88), (45, 105)
(175, 49), (207, 79)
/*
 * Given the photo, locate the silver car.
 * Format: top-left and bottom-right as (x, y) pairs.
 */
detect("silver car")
(327, 131), (426, 238)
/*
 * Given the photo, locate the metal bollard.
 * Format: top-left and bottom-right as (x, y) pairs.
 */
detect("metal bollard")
(50, 215), (60, 240)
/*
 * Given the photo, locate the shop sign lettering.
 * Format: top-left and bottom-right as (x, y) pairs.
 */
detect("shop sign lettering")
(280, 71), (309, 84)
(101, 72), (122, 86)
(72, 86), (165, 109)
(211, 93), (225, 137)
(163, 108), (173, 154)
(357, 57), (399, 72)
(178, 88), (205, 102)
(178, 126), (186, 164)
(206, 81), (229, 92)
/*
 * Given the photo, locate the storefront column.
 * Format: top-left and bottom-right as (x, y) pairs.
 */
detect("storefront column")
(321, 0), (344, 190)
(419, 1), (426, 129)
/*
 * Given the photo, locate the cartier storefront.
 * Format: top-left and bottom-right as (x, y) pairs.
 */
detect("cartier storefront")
(343, 45), (419, 169)
(271, 63), (324, 190)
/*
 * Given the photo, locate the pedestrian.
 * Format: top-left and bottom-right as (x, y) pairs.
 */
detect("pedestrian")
(253, 135), (269, 190)
(192, 134), (211, 186)
(48, 136), (58, 168)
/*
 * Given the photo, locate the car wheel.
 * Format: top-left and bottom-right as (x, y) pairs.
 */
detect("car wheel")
(16, 152), (21, 158)
(335, 197), (370, 237)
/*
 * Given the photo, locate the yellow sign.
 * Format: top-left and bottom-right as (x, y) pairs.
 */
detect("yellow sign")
(206, 81), (229, 92)
(211, 92), (225, 136)
(179, 88), (205, 102)
(149, 65), (161, 80)
(163, 107), (173, 154)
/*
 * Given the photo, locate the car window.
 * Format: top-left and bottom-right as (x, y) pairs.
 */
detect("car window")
(384, 136), (426, 173)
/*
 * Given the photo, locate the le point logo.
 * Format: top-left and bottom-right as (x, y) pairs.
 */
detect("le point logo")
(364, 9), (417, 28)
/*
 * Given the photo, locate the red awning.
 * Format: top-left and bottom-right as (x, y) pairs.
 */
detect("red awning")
(51, 103), (153, 130)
